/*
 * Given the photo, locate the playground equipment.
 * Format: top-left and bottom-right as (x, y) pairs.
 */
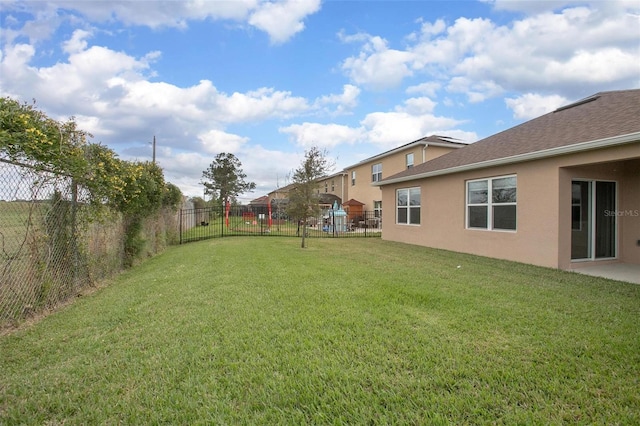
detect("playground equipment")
(325, 201), (347, 233)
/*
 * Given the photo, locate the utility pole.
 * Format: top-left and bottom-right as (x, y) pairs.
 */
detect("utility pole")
(152, 135), (156, 164)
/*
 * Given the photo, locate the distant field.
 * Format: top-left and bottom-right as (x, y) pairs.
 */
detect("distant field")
(0, 201), (46, 257)
(1, 238), (638, 424)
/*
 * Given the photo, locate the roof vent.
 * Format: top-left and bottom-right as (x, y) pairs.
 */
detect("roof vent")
(553, 95), (600, 113)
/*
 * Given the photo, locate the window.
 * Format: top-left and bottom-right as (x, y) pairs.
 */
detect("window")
(331, 180), (335, 192)
(324, 182), (328, 193)
(372, 163), (382, 182)
(374, 200), (382, 218)
(351, 171), (356, 186)
(406, 153), (414, 169)
(396, 188), (420, 225)
(466, 175), (516, 230)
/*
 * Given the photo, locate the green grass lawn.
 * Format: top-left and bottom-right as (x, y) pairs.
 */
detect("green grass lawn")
(1, 238), (638, 424)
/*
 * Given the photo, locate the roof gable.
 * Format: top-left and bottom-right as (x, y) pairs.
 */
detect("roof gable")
(343, 198), (365, 206)
(346, 135), (467, 168)
(379, 89), (640, 184)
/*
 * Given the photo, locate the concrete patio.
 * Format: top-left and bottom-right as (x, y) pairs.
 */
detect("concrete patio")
(572, 263), (640, 284)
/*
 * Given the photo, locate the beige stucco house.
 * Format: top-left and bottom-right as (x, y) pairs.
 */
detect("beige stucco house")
(315, 171), (349, 204)
(263, 136), (465, 223)
(344, 135), (466, 219)
(376, 89), (640, 270)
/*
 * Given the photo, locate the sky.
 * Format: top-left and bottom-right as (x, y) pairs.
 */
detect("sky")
(1, 0), (639, 202)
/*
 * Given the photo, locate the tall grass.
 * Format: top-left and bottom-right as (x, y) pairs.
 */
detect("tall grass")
(1, 238), (638, 424)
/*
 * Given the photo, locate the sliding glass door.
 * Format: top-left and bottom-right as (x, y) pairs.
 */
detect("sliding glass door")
(571, 180), (617, 260)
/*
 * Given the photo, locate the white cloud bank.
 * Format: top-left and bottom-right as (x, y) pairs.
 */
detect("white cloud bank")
(340, 1), (640, 115)
(2, 0), (322, 45)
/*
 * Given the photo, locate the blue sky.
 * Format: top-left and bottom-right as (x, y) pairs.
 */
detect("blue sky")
(1, 0), (638, 201)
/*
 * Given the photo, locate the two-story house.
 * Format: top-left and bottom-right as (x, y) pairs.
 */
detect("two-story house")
(262, 135), (466, 225)
(342, 135), (467, 222)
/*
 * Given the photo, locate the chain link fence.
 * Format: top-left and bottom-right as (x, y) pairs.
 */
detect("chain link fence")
(0, 158), (178, 329)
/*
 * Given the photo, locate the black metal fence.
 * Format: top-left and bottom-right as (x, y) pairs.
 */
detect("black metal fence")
(179, 205), (382, 244)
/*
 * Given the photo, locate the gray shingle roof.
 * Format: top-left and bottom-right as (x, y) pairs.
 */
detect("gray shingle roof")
(379, 89), (640, 184)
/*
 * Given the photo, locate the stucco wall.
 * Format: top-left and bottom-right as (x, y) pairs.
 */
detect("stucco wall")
(381, 143), (640, 269)
(620, 160), (640, 264)
(317, 174), (348, 203)
(424, 145), (457, 162)
(382, 161), (561, 268)
(347, 162), (383, 212)
(347, 145), (458, 212)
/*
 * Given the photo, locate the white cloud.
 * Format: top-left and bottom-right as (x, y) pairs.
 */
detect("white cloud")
(0, 43), (35, 77)
(340, 35), (416, 90)
(1, 0), (321, 44)
(280, 93), (475, 152)
(361, 111), (463, 148)
(199, 130), (249, 154)
(340, 3), (639, 100)
(62, 29), (91, 54)
(446, 77), (503, 103)
(50, 0), (257, 28)
(486, 0), (640, 15)
(544, 48), (640, 83)
(419, 18), (447, 37)
(406, 82), (440, 97)
(315, 84), (360, 114)
(397, 97), (437, 115)
(248, 0), (321, 44)
(280, 122), (365, 149)
(219, 88), (310, 122)
(238, 144), (303, 191)
(505, 93), (569, 120)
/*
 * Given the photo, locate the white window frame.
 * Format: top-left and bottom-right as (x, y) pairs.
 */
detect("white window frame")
(372, 163), (382, 182)
(351, 171), (356, 186)
(374, 200), (382, 218)
(466, 175), (517, 231)
(396, 187), (421, 225)
(406, 153), (414, 169)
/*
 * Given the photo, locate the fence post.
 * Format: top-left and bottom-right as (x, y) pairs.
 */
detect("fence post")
(71, 179), (79, 289)
(179, 208), (183, 244)
(364, 211), (368, 237)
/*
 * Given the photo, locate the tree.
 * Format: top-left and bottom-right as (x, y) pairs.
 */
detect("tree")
(201, 153), (256, 205)
(190, 196), (206, 210)
(287, 147), (332, 248)
(162, 182), (183, 211)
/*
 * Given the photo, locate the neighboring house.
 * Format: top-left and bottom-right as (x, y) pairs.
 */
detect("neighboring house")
(249, 195), (269, 208)
(375, 89), (640, 270)
(266, 181), (341, 217)
(259, 135), (465, 221)
(315, 171), (348, 204)
(344, 135), (466, 216)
